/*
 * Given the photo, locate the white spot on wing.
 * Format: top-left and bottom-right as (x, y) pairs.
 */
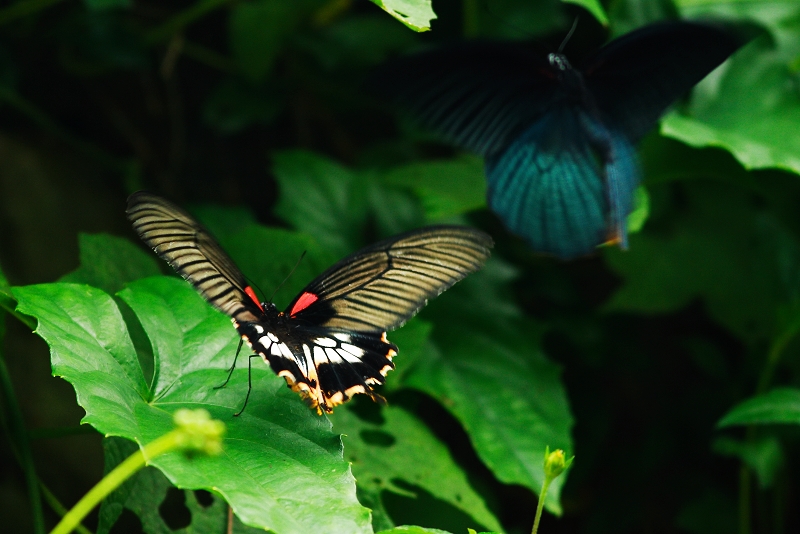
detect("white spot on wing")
(314, 337), (337, 348)
(341, 343), (365, 358)
(254, 325), (264, 334)
(313, 346), (327, 365)
(337, 348), (362, 364)
(259, 337), (272, 349)
(333, 333), (351, 342)
(278, 343), (293, 361)
(267, 332), (279, 343)
(325, 347), (343, 363)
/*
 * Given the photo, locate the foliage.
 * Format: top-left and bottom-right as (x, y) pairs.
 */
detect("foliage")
(0, 0), (799, 533)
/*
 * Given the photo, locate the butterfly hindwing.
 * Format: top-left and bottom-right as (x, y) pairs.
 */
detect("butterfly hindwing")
(486, 106), (639, 258)
(375, 21), (747, 258)
(129, 192), (493, 414)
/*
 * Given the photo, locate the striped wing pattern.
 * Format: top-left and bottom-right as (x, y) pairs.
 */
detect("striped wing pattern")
(126, 192), (260, 323)
(127, 192), (493, 414)
(289, 226), (494, 332)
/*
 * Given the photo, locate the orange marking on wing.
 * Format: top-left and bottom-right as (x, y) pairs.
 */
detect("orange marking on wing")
(290, 291), (318, 316)
(244, 286), (264, 313)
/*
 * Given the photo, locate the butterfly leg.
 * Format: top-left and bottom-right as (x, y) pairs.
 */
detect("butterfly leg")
(233, 354), (262, 417)
(214, 338), (244, 390)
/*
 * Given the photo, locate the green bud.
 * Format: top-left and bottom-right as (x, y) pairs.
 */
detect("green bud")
(173, 408), (226, 456)
(543, 446), (574, 481)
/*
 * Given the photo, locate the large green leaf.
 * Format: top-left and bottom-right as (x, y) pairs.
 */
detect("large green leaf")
(406, 262), (574, 514)
(605, 181), (800, 343)
(98, 436), (263, 534)
(13, 279), (371, 534)
(330, 405), (503, 533)
(663, 2), (800, 175)
(713, 435), (784, 489)
(273, 150), (370, 258)
(381, 157), (486, 222)
(60, 233), (162, 294)
(718, 388), (800, 427)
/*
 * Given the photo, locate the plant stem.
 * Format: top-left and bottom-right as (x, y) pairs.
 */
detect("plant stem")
(738, 314), (800, 534)
(0, 344), (45, 534)
(145, 0), (232, 45)
(50, 431), (180, 534)
(739, 461), (751, 534)
(756, 315), (800, 395)
(531, 477), (551, 534)
(39, 484), (93, 534)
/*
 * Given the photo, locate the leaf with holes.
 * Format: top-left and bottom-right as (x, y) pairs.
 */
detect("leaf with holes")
(13, 278), (372, 534)
(408, 261), (574, 515)
(330, 405), (503, 533)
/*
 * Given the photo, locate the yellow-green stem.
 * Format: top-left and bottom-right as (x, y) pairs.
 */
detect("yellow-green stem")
(531, 477), (551, 534)
(50, 431), (180, 534)
(39, 484), (92, 534)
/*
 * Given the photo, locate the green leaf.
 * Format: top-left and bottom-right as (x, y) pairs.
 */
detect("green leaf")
(60, 233), (162, 294)
(330, 405), (504, 533)
(713, 435), (784, 489)
(661, 4), (800, 175)
(626, 186), (650, 234)
(98, 436), (263, 533)
(368, 0), (437, 32)
(406, 262), (574, 514)
(13, 279), (372, 534)
(382, 157), (487, 222)
(273, 150), (369, 257)
(229, 0), (309, 82)
(717, 388), (800, 427)
(562, 0), (608, 25)
(605, 181), (800, 343)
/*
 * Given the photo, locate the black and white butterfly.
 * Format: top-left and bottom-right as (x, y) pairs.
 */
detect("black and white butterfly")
(127, 192), (493, 414)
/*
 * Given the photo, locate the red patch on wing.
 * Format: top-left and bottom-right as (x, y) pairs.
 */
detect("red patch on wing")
(244, 286), (265, 313)
(290, 291), (318, 316)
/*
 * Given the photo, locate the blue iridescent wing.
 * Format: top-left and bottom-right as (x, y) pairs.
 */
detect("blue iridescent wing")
(486, 106), (638, 259)
(583, 21), (746, 142)
(371, 41), (560, 156)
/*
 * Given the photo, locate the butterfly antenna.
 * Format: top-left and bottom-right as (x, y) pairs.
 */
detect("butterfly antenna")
(558, 16), (580, 53)
(267, 251), (307, 303)
(478, 0), (538, 40)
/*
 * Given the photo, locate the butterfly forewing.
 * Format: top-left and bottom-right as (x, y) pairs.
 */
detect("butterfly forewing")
(288, 226), (494, 332)
(126, 191), (260, 323)
(128, 192), (493, 414)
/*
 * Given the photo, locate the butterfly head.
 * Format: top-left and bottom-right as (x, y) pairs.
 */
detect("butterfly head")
(548, 53), (571, 72)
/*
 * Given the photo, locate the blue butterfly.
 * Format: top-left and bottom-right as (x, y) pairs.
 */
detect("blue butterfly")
(374, 22), (747, 258)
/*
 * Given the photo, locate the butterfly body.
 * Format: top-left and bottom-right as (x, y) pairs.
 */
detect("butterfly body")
(127, 192), (492, 414)
(374, 22), (747, 258)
